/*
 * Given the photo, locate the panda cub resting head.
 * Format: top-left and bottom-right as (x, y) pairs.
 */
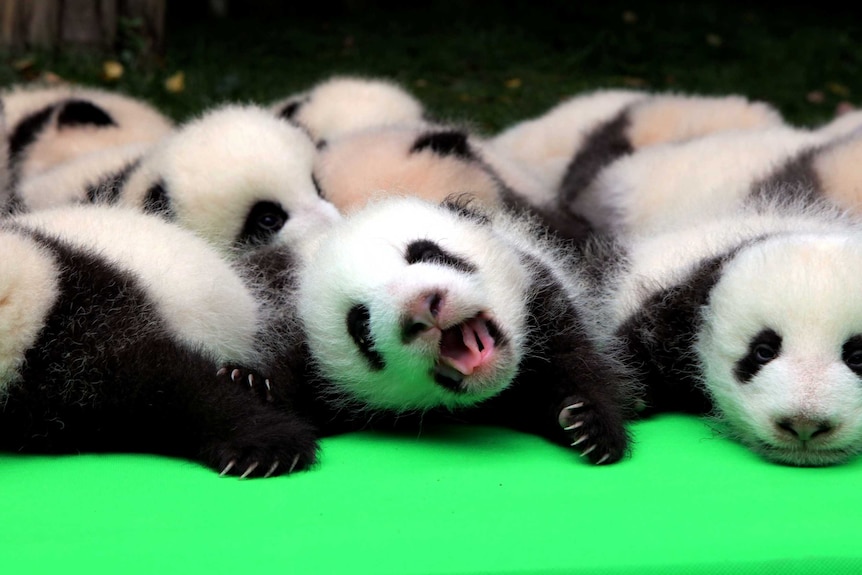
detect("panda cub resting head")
(294, 195), (635, 464)
(595, 201), (862, 466)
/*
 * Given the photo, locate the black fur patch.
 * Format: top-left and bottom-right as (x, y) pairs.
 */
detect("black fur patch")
(559, 110), (633, 206)
(142, 180), (174, 219)
(616, 252), (733, 415)
(734, 328), (782, 383)
(86, 159), (141, 204)
(748, 147), (823, 206)
(238, 201), (288, 246)
(56, 99), (116, 128)
(312, 173), (325, 197)
(842, 335), (862, 376)
(410, 130), (474, 160)
(8, 105), (54, 161)
(405, 239), (476, 273)
(277, 99), (305, 121)
(347, 304), (385, 370)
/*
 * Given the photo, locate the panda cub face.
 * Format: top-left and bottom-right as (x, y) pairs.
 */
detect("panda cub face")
(698, 233), (862, 466)
(297, 197), (531, 411)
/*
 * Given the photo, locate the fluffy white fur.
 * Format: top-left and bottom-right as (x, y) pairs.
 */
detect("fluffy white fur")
(296, 196), (574, 411)
(812, 130), (862, 213)
(120, 104), (341, 255)
(270, 75), (425, 143)
(1, 84), (174, 178)
(488, 90), (783, 196)
(605, 202), (862, 465)
(9, 205), (266, 368)
(313, 123), (547, 214)
(16, 142), (150, 210)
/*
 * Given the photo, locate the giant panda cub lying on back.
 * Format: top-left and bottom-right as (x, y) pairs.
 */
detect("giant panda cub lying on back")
(587, 199), (862, 466)
(0, 204), (318, 478)
(263, 195), (637, 464)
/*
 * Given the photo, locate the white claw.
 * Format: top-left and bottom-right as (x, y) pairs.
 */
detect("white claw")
(231, 369), (242, 382)
(247, 373), (255, 388)
(563, 402), (585, 411)
(219, 459), (236, 477)
(580, 444), (597, 458)
(563, 421), (583, 431)
(217, 367), (228, 377)
(570, 434), (589, 447)
(596, 453), (610, 465)
(263, 460), (280, 478)
(240, 461), (260, 479)
(288, 453), (301, 473)
(264, 379), (272, 391)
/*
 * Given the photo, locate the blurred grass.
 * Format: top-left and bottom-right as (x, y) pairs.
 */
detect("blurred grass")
(1, 1), (860, 133)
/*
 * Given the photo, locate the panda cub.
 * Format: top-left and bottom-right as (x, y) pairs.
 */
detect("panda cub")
(0, 204), (318, 477)
(574, 121), (862, 236)
(489, 89), (783, 203)
(590, 201), (862, 466)
(313, 124), (591, 241)
(1, 84), (174, 203)
(270, 75), (425, 146)
(289, 196), (635, 464)
(14, 104), (341, 256)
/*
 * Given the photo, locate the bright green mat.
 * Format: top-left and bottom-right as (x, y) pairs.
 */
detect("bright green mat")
(2, 414), (860, 575)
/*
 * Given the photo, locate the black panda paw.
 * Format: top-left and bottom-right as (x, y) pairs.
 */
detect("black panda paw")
(213, 443), (316, 479)
(558, 397), (628, 465)
(217, 365), (274, 403)
(202, 423), (320, 479)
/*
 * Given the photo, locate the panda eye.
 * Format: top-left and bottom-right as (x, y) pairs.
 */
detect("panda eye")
(754, 343), (778, 364)
(239, 201), (288, 245)
(734, 328), (782, 383)
(346, 304), (385, 371)
(842, 335), (862, 375)
(404, 239), (476, 273)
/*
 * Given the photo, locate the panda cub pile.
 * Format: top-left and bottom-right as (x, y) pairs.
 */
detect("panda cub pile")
(3, 76), (862, 477)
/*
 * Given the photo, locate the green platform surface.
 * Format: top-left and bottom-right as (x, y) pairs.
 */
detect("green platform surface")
(2, 414), (860, 575)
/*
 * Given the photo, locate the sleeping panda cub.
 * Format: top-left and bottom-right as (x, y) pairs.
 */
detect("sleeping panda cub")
(290, 196), (635, 464)
(0, 204), (318, 477)
(591, 201), (862, 466)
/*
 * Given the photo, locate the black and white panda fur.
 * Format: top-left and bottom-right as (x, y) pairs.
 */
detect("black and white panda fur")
(313, 123), (592, 241)
(284, 196), (635, 464)
(95, 104), (341, 256)
(0, 100), (8, 209)
(0, 204), (318, 477)
(270, 75), (425, 146)
(14, 142), (151, 211)
(571, 119), (862, 236)
(1, 84), (174, 205)
(589, 200), (862, 466)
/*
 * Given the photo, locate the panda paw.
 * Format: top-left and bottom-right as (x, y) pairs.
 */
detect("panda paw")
(558, 397), (628, 465)
(202, 421), (320, 479)
(217, 365), (274, 403)
(213, 443), (316, 479)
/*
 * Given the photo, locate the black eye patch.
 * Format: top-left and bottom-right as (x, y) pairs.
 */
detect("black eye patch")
(238, 201), (288, 246)
(734, 328), (782, 383)
(405, 239), (476, 273)
(842, 335), (862, 376)
(56, 100), (116, 128)
(347, 304), (385, 371)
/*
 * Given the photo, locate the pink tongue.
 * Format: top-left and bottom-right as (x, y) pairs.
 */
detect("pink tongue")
(439, 317), (496, 376)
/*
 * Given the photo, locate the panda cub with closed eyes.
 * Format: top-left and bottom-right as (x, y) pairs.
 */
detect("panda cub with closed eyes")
(288, 196), (635, 464)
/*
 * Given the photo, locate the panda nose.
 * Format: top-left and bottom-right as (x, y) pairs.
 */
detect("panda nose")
(775, 417), (834, 442)
(401, 291), (444, 342)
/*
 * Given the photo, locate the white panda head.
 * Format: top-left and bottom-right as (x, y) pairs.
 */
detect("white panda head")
(120, 104), (341, 255)
(698, 232), (862, 466)
(297, 196), (531, 412)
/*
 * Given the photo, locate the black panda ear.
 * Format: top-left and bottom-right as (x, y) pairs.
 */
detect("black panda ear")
(410, 130), (474, 160)
(56, 100), (117, 128)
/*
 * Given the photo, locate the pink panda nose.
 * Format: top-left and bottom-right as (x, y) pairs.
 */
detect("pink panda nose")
(401, 291), (445, 342)
(774, 417), (835, 442)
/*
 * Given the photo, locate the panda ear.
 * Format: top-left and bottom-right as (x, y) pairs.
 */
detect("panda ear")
(276, 98), (306, 121)
(56, 100), (117, 128)
(410, 130), (474, 160)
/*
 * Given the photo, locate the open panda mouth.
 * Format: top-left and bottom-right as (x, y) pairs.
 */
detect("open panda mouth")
(432, 314), (501, 392)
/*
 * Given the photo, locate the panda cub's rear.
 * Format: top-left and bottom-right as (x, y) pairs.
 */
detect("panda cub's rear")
(0, 205), (317, 477)
(291, 196), (635, 464)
